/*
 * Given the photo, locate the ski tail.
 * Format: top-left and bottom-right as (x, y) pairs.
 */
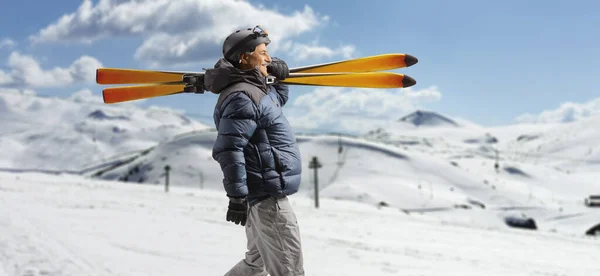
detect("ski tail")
(102, 83), (185, 104)
(96, 68), (186, 85)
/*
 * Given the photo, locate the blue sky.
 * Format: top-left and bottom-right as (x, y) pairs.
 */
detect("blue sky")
(1, 0), (599, 134)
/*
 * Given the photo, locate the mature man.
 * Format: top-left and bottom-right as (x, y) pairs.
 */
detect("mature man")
(203, 25), (305, 276)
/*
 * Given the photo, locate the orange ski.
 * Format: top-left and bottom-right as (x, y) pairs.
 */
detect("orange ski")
(96, 53), (418, 85)
(102, 72), (416, 104)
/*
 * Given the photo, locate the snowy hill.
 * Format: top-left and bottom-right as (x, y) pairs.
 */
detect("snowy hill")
(1, 171), (599, 276)
(0, 90), (211, 171)
(83, 129), (600, 237)
(364, 110), (600, 173)
(490, 116), (600, 173)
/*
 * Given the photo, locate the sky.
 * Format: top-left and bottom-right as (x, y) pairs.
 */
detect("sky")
(1, 0), (599, 134)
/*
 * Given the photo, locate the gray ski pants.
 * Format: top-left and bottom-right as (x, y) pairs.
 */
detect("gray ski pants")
(224, 196), (304, 276)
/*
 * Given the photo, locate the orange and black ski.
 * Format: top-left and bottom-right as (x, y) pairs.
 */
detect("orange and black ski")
(97, 53), (418, 104)
(97, 54), (417, 85)
(102, 72), (416, 104)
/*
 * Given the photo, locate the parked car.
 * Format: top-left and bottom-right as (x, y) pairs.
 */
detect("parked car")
(584, 195), (600, 207)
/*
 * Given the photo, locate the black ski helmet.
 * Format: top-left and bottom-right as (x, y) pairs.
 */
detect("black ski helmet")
(222, 25), (271, 64)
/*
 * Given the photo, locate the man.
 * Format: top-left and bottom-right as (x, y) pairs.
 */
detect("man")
(203, 25), (305, 276)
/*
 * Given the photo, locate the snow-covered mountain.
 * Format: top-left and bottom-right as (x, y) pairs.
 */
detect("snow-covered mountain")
(366, 110), (600, 173)
(1, 91), (599, 238)
(398, 110), (460, 127)
(0, 90), (211, 171)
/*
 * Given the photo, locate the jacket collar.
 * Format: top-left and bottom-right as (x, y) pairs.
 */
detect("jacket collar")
(204, 58), (268, 94)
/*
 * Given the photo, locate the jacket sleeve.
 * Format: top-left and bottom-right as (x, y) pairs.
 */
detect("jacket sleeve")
(212, 92), (258, 198)
(272, 83), (289, 107)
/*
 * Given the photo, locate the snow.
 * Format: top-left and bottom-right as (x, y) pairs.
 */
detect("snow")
(2, 92), (600, 275)
(80, 130), (600, 237)
(1, 171), (599, 276)
(0, 90), (210, 171)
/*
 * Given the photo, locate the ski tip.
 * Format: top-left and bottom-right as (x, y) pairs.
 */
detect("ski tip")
(102, 90), (109, 104)
(402, 75), (417, 87)
(404, 54), (418, 67)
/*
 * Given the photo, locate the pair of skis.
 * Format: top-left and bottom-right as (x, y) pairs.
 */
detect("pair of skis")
(96, 53), (418, 104)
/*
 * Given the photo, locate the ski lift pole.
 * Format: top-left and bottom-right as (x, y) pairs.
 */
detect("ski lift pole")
(494, 149), (500, 173)
(164, 165), (171, 193)
(309, 156), (322, 208)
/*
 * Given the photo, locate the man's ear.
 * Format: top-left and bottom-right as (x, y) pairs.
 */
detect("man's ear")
(239, 53), (248, 64)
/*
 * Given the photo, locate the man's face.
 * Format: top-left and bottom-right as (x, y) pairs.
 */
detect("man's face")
(241, 43), (271, 77)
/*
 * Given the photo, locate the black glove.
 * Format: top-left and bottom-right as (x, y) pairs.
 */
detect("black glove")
(267, 57), (289, 81)
(226, 197), (248, 226)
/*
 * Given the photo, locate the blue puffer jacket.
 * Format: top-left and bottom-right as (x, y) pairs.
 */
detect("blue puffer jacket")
(205, 58), (302, 206)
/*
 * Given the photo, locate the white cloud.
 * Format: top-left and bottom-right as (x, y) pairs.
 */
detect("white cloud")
(0, 38), (16, 49)
(0, 70), (11, 85)
(288, 40), (356, 61)
(516, 98), (600, 124)
(0, 51), (102, 88)
(286, 86), (442, 134)
(68, 88), (104, 103)
(0, 87), (35, 96)
(30, 0), (332, 67)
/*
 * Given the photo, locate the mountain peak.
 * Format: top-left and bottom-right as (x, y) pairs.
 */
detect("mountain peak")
(87, 109), (130, 121)
(398, 110), (459, 127)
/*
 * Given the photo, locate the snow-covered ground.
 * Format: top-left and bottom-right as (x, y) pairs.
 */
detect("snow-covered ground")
(1, 171), (599, 276)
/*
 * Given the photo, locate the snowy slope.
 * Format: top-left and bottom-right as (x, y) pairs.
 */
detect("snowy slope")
(492, 116), (600, 172)
(84, 129), (600, 237)
(0, 90), (211, 171)
(1, 171), (599, 276)
(89, 130), (484, 209)
(88, 129), (222, 188)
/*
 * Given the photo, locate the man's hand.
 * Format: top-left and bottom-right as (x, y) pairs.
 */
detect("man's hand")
(267, 57), (289, 81)
(226, 197), (248, 226)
